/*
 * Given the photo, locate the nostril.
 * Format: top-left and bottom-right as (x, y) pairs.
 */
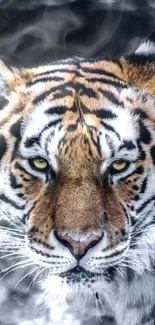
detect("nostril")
(54, 231), (103, 260)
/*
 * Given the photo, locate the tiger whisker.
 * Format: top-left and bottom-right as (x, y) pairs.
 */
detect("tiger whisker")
(0, 258), (32, 273)
(0, 231), (24, 235)
(0, 251), (25, 259)
(0, 248), (25, 253)
(0, 262), (34, 282)
(26, 266), (41, 292)
(131, 224), (155, 239)
(121, 260), (153, 272)
(0, 243), (25, 247)
(0, 233), (24, 238)
(0, 226), (25, 234)
(14, 266), (39, 290)
(27, 266), (45, 290)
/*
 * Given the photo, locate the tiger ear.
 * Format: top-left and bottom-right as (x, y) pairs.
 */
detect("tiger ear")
(135, 39), (155, 56)
(121, 39), (155, 96)
(0, 60), (29, 112)
(0, 60), (15, 109)
(0, 60), (15, 88)
(0, 60), (18, 104)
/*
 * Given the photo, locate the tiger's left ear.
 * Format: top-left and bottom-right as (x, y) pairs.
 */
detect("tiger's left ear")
(121, 39), (155, 96)
(0, 60), (33, 119)
(0, 60), (14, 92)
(0, 60), (24, 98)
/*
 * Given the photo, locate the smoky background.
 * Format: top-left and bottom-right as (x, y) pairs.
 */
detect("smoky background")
(0, 0), (155, 67)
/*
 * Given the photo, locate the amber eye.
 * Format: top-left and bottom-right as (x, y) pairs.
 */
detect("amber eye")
(30, 157), (48, 171)
(110, 160), (129, 173)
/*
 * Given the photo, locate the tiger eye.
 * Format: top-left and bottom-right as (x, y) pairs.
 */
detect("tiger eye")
(31, 158), (48, 170)
(111, 160), (128, 172)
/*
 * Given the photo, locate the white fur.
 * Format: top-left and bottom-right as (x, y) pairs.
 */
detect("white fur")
(135, 40), (155, 56)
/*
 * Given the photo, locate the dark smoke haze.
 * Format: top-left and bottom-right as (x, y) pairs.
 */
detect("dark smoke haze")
(0, 0), (155, 67)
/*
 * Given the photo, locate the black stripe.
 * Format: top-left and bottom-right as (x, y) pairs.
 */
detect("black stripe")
(14, 161), (27, 173)
(46, 106), (68, 115)
(33, 81), (98, 105)
(53, 89), (73, 99)
(132, 219), (155, 241)
(67, 124), (78, 132)
(151, 145), (155, 166)
(79, 86), (97, 98)
(22, 204), (37, 224)
(86, 77), (127, 88)
(38, 119), (60, 137)
(27, 76), (64, 87)
(133, 109), (148, 120)
(138, 148), (146, 161)
(0, 135), (7, 160)
(94, 246), (127, 260)
(118, 140), (136, 151)
(101, 121), (121, 140)
(34, 68), (81, 78)
(9, 172), (22, 189)
(82, 67), (123, 81)
(100, 89), (120, 106)
(84, 57), (123, 68)
(118, 166), (144, 182)
(33, 87), (58, 105)
(33, 83), (75, 105)
(96, 109), (117, 120)
(0, 97), (8, 111)
(82, 105), (117, 119)
(136, 195), (155, 215)
(10, 118), (22, 138)
(139, 120), (151, 144)
(140, 176), (148, 194)
(25, 137), (39, 148)
(0, 193), (25, 210)
(89, 131), (101, 156)
(11, 139), (20, 161)
(14, 161), (37, 180)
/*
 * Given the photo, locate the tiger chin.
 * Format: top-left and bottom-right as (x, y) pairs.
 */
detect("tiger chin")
(0, 38), (155, 325)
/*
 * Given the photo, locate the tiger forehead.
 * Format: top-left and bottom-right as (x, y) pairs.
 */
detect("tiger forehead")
(59, 122), (101, 165)
(62, 92), (102, 129)
(56, 92), (104, 165)
(27, 58), (123, 114)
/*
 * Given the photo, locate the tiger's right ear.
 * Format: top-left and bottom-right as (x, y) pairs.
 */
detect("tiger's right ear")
(120, 39), (155, 96)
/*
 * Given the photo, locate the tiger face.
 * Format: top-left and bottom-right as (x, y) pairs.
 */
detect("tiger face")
(1, 43), (155, 299)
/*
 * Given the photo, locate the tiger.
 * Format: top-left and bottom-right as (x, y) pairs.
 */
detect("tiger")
(0, 38), (155, 325)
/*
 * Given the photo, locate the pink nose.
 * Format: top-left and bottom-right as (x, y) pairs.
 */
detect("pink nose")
(54, 232), (102, 259)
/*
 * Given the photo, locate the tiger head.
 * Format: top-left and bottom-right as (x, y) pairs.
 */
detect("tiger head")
(0, 40), (155, 300)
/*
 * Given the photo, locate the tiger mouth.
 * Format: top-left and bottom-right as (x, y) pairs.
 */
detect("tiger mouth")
(59, 265), (117, 282)
(59, 266), (103, 281)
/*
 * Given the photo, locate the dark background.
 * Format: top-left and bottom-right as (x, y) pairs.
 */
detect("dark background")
(0, 0), (155, 67)
(0, 1), (155, 325)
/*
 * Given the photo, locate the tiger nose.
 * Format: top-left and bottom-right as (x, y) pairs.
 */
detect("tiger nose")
(54, 231), (103, 260)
